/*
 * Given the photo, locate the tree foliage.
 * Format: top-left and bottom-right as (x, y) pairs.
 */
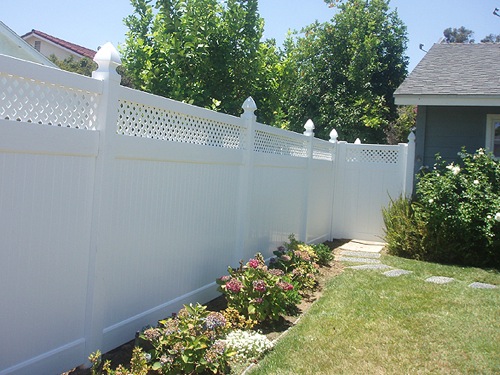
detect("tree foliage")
(49, 55), (97, 77)
(280, 0), (408, 142)
(481, 33), (500, 43)
(443, 26), (474, 43)
(121, 0), (280, 122)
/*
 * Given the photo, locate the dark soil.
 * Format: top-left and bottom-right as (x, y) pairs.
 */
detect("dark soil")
(63, 239), (348, 375)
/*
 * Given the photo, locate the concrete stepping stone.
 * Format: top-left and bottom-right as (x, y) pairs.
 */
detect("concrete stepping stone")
(468, 282), (497, 289)
(340, 241), (385, 253)
(339, 256), (381, 264)
(339, 250), (381, 259)
(349, 264), (392, 270)
(425, 276), (455, 284)
(383, 269), (412, 277)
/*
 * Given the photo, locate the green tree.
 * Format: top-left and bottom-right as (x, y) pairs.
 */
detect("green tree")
(49, 55), (97, 77)
(443, 26), (474, 43)
(281, 0), (408, 142)
(121, 0), (280, 120)
(481, 33), (500, 43)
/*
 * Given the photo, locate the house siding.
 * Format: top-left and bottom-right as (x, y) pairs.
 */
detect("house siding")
(416, 106), (500, 170)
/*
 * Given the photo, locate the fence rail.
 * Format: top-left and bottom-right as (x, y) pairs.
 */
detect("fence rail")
(0, 43), (414, 375)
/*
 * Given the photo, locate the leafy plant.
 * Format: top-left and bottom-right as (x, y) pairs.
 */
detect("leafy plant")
(89, 347), (149, 375)
(217, 253), (301, 323)
(137, 303), (234, 374)
(311, 243), (335, 266)
(384, 148), (500, 268)
(270, 234), (320, 292)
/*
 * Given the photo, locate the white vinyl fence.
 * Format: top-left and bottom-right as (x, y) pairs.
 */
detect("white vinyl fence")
(0, 43), (414, 375)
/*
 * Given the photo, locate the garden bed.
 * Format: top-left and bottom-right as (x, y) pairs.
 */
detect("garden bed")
(63, 240), (346, 375)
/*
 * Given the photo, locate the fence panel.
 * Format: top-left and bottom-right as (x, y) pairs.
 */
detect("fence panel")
(0, 45), (413, 374)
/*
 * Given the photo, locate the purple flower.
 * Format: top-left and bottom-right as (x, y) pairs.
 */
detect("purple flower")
(253, 297), (263, 304)
(205, 312), (226, 330)
(268, 268), (284, 277)
(277, 246), (286, 253)
(253, 280), (267, 292)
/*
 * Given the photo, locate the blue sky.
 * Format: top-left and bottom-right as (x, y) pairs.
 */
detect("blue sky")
(2, 0), (499, 72)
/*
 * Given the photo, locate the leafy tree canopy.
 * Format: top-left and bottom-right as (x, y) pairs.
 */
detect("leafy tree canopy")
(281, 0), (408, 142)
(443, 26), (474, 43)
(121, 0), (280, 123)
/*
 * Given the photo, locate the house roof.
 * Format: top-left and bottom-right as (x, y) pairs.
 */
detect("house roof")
(0, 21), (57, 67)
(21, 29), (97, 59)
(394, 43), (500, 106)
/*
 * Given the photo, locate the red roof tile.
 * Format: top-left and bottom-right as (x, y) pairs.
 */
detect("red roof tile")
(21, 29), (96, 59)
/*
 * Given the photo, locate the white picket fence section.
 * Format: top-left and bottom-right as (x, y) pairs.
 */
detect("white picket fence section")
(0, 43), (414, 375)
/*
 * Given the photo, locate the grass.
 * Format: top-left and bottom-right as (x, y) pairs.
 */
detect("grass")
(247, 255), (500, 375)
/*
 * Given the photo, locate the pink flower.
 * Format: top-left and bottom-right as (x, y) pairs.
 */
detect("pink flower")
(253, 280), (267, 292)
(219, 275), (231, 282)
(225, 278), (243, 293)
(277, 282), (294, 291)
(248, 258), (259, 268)
(253, 297), (263, 304)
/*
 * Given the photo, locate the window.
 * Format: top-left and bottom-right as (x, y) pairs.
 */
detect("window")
(486, 115), (500, 158)
(34, 40), (41, 52)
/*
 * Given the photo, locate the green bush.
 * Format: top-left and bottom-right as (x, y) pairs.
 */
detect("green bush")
(383, 148), (500, 268)
(137, 303), (233, 374)
(269, 234), (320, 293)
(311, 243), (335, 266)
(217, 253), (301, 323)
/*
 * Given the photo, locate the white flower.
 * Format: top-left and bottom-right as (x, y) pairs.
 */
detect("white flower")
(473, 180), (479, 185)
(495, 213), (500, 222)
(428, 198), (434, 204)
(143, 353), (151, 362)
(446, 164), (460, 175)
(224, 330), (273, 362)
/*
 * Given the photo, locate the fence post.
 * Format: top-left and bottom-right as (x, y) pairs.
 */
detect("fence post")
(404, 131), (416, 197)
(235, 97), (257, 263)
(331, 140), (348, 239)
(84, 42), (122, 361)
(300, 119), (315, 243)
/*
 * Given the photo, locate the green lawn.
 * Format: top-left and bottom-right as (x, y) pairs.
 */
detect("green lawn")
(248, 255), (500, 375)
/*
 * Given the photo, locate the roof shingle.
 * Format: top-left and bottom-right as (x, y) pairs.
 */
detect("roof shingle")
(394, 43), (500, 97)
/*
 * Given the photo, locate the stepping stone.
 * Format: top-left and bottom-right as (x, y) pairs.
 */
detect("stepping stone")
(383, 269), (412, 277)
(339, 250), (381, 259)
(340, 241), (384, 253)
(339, 256), (381, 263)
(425, 276), (455, 284)
(349, 264), (392, 270)
(468, 282), (497, 289)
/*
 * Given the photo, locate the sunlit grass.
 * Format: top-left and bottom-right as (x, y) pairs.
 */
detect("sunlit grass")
(248, 255), (500, 375)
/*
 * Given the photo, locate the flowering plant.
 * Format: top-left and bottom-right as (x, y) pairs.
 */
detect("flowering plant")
(137, 303), (234, 374)
(217, 253), (301, 323)
(224, 329), (274, 363)
(270, 234), (320, 292)
(384, 148), (499, 267)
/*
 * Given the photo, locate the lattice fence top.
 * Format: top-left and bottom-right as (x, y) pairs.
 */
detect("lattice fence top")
(313, 141), (334, 161)
(346, 147), (399, 164)
(0, 72), (100, 130)
(117, 99), (245, 149)
(254, 129), (308, 157)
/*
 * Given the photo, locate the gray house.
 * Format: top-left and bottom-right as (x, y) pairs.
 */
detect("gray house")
(394, 43), (500, 172)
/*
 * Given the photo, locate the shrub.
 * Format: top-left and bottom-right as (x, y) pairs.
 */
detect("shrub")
(382, 195), (424, 260)
(224, 329), (274, 363)
(270, 234), (319, 292)
(89, 347), (149, 375)
(137, 303), (233, 374)
(384, 149), (500, 268)
(217, 253), (301, 323)
(311, 243), (335, 266)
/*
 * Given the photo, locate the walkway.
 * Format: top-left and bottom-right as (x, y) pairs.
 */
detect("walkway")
(336, 240), (497, 289)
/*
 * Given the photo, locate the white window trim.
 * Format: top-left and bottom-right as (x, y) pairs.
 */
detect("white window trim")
(486, 114), (500, 159)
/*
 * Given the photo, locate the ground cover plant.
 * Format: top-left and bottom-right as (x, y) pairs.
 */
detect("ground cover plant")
(248, 254), (500, 375)
(383, 148), (500, 268)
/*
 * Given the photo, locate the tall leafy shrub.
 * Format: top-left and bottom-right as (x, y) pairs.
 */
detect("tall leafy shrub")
(384, 149), (500, 268)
